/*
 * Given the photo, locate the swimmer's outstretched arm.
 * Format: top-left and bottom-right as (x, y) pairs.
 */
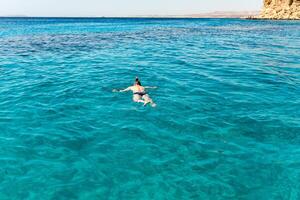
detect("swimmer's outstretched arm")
(113, 87), (132, 92)
(144, 86), (157, 89)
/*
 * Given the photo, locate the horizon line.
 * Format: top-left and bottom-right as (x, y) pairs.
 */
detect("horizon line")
(0, 11), (260, 18)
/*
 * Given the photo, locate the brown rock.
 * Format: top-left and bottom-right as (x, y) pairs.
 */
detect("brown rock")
(258, 0), (300, 19)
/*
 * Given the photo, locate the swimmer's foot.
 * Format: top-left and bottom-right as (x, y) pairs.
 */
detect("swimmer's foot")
(151, 103), (157, 107)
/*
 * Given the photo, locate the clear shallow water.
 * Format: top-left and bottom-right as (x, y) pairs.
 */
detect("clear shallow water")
(0, 17), (300, 199)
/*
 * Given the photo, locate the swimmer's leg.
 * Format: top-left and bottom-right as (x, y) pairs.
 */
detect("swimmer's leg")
(133, 95), (145, 104)
(142, 95), (156, 107)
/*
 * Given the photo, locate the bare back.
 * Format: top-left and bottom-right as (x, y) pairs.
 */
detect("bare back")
(130, 85), (146, 93)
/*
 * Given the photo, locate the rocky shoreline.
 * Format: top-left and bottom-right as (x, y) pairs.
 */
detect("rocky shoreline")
(254, 0), (300, 20)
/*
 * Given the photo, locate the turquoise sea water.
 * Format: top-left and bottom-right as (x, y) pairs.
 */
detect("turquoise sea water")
(0, 18), (300, 199)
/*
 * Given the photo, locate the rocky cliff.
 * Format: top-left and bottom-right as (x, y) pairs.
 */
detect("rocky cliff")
(259, 0), (300, 19)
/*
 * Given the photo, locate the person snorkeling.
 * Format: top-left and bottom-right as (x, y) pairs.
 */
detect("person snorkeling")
(114, 77), (157, 107)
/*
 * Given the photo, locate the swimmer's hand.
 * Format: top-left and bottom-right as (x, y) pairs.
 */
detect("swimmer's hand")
(112, 89), (119, 92)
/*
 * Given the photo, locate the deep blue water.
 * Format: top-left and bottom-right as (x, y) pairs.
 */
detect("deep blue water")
(0, 18), (300, 199)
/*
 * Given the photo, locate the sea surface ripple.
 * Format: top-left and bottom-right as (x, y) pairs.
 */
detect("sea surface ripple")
(0, 18), (300, 199)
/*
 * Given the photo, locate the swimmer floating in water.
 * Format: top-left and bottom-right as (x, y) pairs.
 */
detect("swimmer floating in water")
(114, 77), (157, 107)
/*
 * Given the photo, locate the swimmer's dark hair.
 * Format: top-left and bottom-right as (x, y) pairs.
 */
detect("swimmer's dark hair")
(135, 77), (142, 86)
